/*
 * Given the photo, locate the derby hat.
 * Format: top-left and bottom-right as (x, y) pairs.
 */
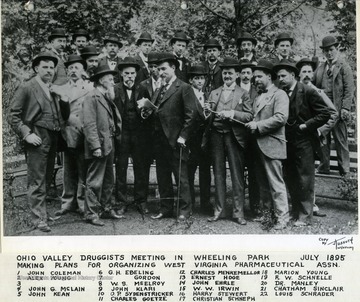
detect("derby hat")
(89, 65), (117, 82)
(156, 52), (180, 68)
(64, 54), (87, 70)
(48, 28), (67, 42)
(147, 52), (160, 64)
(273, 59), (299, 76)
(104, 35), (123, 48)
(239, 59), (255, 71)
(219, 57), (240, 71)
(170, 31), (190, 45)
(251, 59), (276, 79)
(274, 33), (294, 46)
(237, 32), (257, 46)
(80, 45), (100, 58)
(320, 36), (339, 49)
(187, 64), (207, 76)
(117, 56), (141, 71)
(32, 51), (58, 71)
(296, 58), (317, 71)
(72, 28), (90, 40)
(203, 38), (222, 51)
(136, 32), (155, 46)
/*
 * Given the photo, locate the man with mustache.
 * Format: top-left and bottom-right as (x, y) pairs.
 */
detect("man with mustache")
(82, 65), (123, 226)
(72, 29), (90, 55)
(274, 59), (331, 227)
(55, 55), (93, 218)
(204, 57), (253, 225)
(113, 57), (152, 216)
(80, 45), (100, 79)
(202, 39), (224, 94)
(297, 58), (338, 218)
(48, 28), (68, 85)
(237, 32), (258, 64)
(313, 36), (355, 176)
(98, 35), (123, 83)
(245, 59), (289, 230)
(8, 52), (70, 232)
(134, 32), (155, 84)
(170, 31), (192, 83)
(268, 33), (296, 64)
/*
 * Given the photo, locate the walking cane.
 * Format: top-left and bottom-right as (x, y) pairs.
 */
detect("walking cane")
(176, 146), (183, 223)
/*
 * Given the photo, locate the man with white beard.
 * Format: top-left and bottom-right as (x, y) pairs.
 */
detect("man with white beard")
(82, 65), (123, 226)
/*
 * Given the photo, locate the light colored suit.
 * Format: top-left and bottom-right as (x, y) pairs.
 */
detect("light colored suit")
(251, 84), (289, 224)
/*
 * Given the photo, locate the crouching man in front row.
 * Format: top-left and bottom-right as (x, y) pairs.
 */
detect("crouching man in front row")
(203, 57), (253, 225)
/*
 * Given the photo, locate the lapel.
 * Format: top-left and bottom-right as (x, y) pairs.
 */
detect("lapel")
(315, 63), (326, 86)
(254, 87), (277, 116)
(31, 78), (52, 109)
(290, 82), (302, 117)
(145, 79), (153, 97)
(96, 90), (113, 117)
(230, 86), (243, 110)
(118, 85), (127, 104)
(332, 60), (341, 82)
(209, 87), (222, 124)
(158, 78), (180, 106)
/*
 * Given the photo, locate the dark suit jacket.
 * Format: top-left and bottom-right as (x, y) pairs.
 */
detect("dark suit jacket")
(289, 82), (331, 132)
(151, 78), (198, 148)
(8, 77), (70, 139)
(313, 58), (355, 111)
(175, 56), (191, 83)
(82, 88), (122, 159)
(98, 56), (122, 83)
(133, 54), (150, 84)
(202, 61), (224, 94)
(202, 85), (253, 149)
(137, 78), (154, 100)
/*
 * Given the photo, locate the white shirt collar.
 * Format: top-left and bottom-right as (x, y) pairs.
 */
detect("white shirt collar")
(164, 75), (177, 87)
(240, 82), (251, 92)
(223, 82), (236, 90)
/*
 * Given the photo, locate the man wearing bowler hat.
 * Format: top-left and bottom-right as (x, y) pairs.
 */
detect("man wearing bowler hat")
(202, 38), (224, 94)
(72, 28), (90, 55)
(98, 34), (123, 83)
(203, 57), (253, 225)
(137, 52), (161, 100)
(147, 52), (198, 220)
(268, 33), (296, 64)
(80, 45), (100, 78)
(134, 32), (155, 84)
(313, 36), (355, 176)
(274, 59), (331, 226)
(245, 59), (289, 230)
(187, 64), (212, 214)
(8, 52), (70, 232)
(48, 28), (68, 85)
(113, 57), (152, 216)
(170, 31), (192, 83)
(55, 55), (93, 218)
(82, 65), (123, 226)
(237, 32), (258, 64)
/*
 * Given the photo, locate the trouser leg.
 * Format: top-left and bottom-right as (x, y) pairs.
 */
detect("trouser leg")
(332, 120), (350, 175)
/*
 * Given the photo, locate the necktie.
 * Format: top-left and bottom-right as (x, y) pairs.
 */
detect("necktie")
(155, 84), (168, 105)
(327, 62), (333, 77)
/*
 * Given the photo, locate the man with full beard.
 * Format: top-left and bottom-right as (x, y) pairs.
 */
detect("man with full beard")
(82, 65), (123, 226)
(202, 39), (223, 94)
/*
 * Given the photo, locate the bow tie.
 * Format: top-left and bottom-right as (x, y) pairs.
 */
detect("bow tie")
(258, 89), (268, 94)
(124, 85), (134, 91)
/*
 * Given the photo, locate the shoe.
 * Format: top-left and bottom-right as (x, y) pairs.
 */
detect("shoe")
(207, 216), (220, 222)
(293, 220), (308, 227)
(37, 222), (51, 232)
(273, 222), (287, 230)
(55, 208), (70, 216)
(101, 210), (123, 219)
(151, 213), (164, 220)
(88, 218), (105, 226)
(313, 211), (326, 217)
(178, 215), (186, 221)
(235, 218), (247, 225)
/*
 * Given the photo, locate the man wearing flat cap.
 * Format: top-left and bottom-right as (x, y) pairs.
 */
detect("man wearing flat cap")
(82, 65), (123, 226)
(245, 59), (289, 230)
(268, 33), (296, 64)
(147, 52), (198, 221)
(48, 28), (68, 85)
(55, 55), (93, 218)
(203, 57), (253, 225)
(113, 57), (152, 216)
(313, 36), (355, 176)
(8, 52), (70, 232)
(98, 35), (123, 83)
(170, 31), (192, 83)
(274, 59), (331, 227)
(72, 28), (90, 55)
(202, 38), (224, 94)
(237, 32), (258, 64)
(80, 45), (100, 78)
(134, 32), (155, 84)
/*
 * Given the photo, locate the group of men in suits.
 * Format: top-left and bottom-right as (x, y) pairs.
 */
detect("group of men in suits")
(8, 27), (355, 231)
